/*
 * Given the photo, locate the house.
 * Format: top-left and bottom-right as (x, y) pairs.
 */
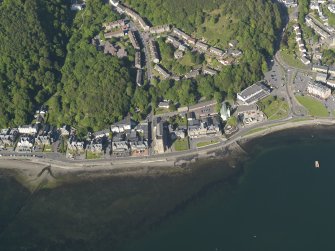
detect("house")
(16, 136), (34, 152)
(59, 125), (71, 136)
(128, 31), (141, 50)
(231, 49), (242, 57)
(220, 102), (230, 121)
(136, 69), (143, 86)
(229, 40), (238, 48)
(93, 129), (110, 139)
(195, 41), (209, 51)
(103, 19), (126, 31)
(104, 29), (125, 39)
(328, 66), (335, 76)
(203, 68), (217, 76)
(116, 48), (127, 58)
(138, 17), (150, 31)
(86, 140), (104, 152)
(150, 25), (170, 34)
(110, 0), (120, 7)
(112, 141), (130, 155)
(154, 64), (170, 79)
(68, 140), (85, 152)
(316, 72), (328, 83)
(111, 117), (136, 133)
(301, 56), (311, 65)
(130, 140), (148, 152)
(188, 117), (221, 138)
(237, 82), (271, 105)
(18, 124), (39, 135)
(174, 50), (184, 59)
(135, 51), (141, 69)
(307, 82), (331, 99)
(326, 78), (335, 88)
(185, 69), (200, 79)
(148, 40), (160, 63)
(155, 121), (166, 153)
(158, 101), (170, 109)
(104, 42), (117, 56)
(209, 47), (224, 57)
(35, 135), (51, 146)
(166, 36), (182, 48)
(134, 121), (149, 140)
(312, 65), (328, 73)
(71, 3), (85, 11)
(313, 52), (323, 60)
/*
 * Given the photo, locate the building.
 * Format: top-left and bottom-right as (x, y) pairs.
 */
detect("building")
(111, 117), (136, 133)
(237, 82), (271, 105)
(18, 125), (39, 135)
(203, 68), (217, 76)
(154, 64), (170, 79)
(326, 78), (335, 88)
(104, 42), (117, 56)
(104, 30), (125, 39)
(16, 136), (34, 152)
(103, 19), (126, 31)
(135, 51), (141, 68)
(316, 72), (328, 83)
(128, 31), (141, 50)
(328, 66), (335, 76)
(138, 17), (150, 31)
(136, 69), (143, 86)
(301, 56), (311, 65)
(148, 40), (160, 63)
(149, 25), (170, 34)
(166, 36), (182, 48)
(174, 50), (184, 59)
(209, 47), (224, 57)
(195, 41), (209, 51)
(312, 65), (329, 73)
(307, 82), (331, 99)
(158, 101), (170, 109)
(155, 121), (166, 153)
(116, 48), (127, 58)
(71, 3), (85, 11)
(231, 50), (242, 57)
(110, 0), (120, 6)
(220, 103), (230, 121)
(185, 69), (200, 79)
(93, 129), (110, 139)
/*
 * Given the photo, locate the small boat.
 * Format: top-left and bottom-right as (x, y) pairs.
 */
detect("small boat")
(315, 161), (320, 168)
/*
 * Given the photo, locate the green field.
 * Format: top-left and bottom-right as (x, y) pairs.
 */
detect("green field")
(86, 151), (103, 160)
(173, 138), (189, 151)
(196, 140), (219, 148)
(280, 50), (308, 69)
(258, 96), (290, 120)
(295, 95), (329, 117)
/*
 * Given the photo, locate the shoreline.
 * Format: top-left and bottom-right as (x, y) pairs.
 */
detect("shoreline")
(1, 118), (335, 190)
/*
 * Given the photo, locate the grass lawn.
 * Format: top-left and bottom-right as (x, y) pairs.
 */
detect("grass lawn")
(86, 151), (103, 160)
(258, 96), (290, 120)
(280, 50), (308, 70)
(173, 138), (189, 151)
(154, 107), (169, 115)
(196, 140), (219, 148)
(43, 145), (53, 152)
(295, 95), (329, 117)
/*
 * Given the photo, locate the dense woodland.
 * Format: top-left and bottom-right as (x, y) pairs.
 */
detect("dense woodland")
(0, 0), (72, 127)
(0, 0), (284, 132)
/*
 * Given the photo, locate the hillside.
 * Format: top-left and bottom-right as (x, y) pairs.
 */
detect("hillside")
(125, 0), (284, 92)
(0, 0), (72, 127)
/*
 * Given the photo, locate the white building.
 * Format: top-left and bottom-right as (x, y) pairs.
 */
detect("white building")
(307, 82), (331, 99)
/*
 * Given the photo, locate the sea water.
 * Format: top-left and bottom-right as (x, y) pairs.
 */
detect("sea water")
(1, 127), (335, 251)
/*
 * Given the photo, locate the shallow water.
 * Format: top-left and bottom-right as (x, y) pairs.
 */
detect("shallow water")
(1, 126), (335, 251)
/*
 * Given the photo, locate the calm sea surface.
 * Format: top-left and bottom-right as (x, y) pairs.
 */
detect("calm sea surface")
(1, 127), (335, 251)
